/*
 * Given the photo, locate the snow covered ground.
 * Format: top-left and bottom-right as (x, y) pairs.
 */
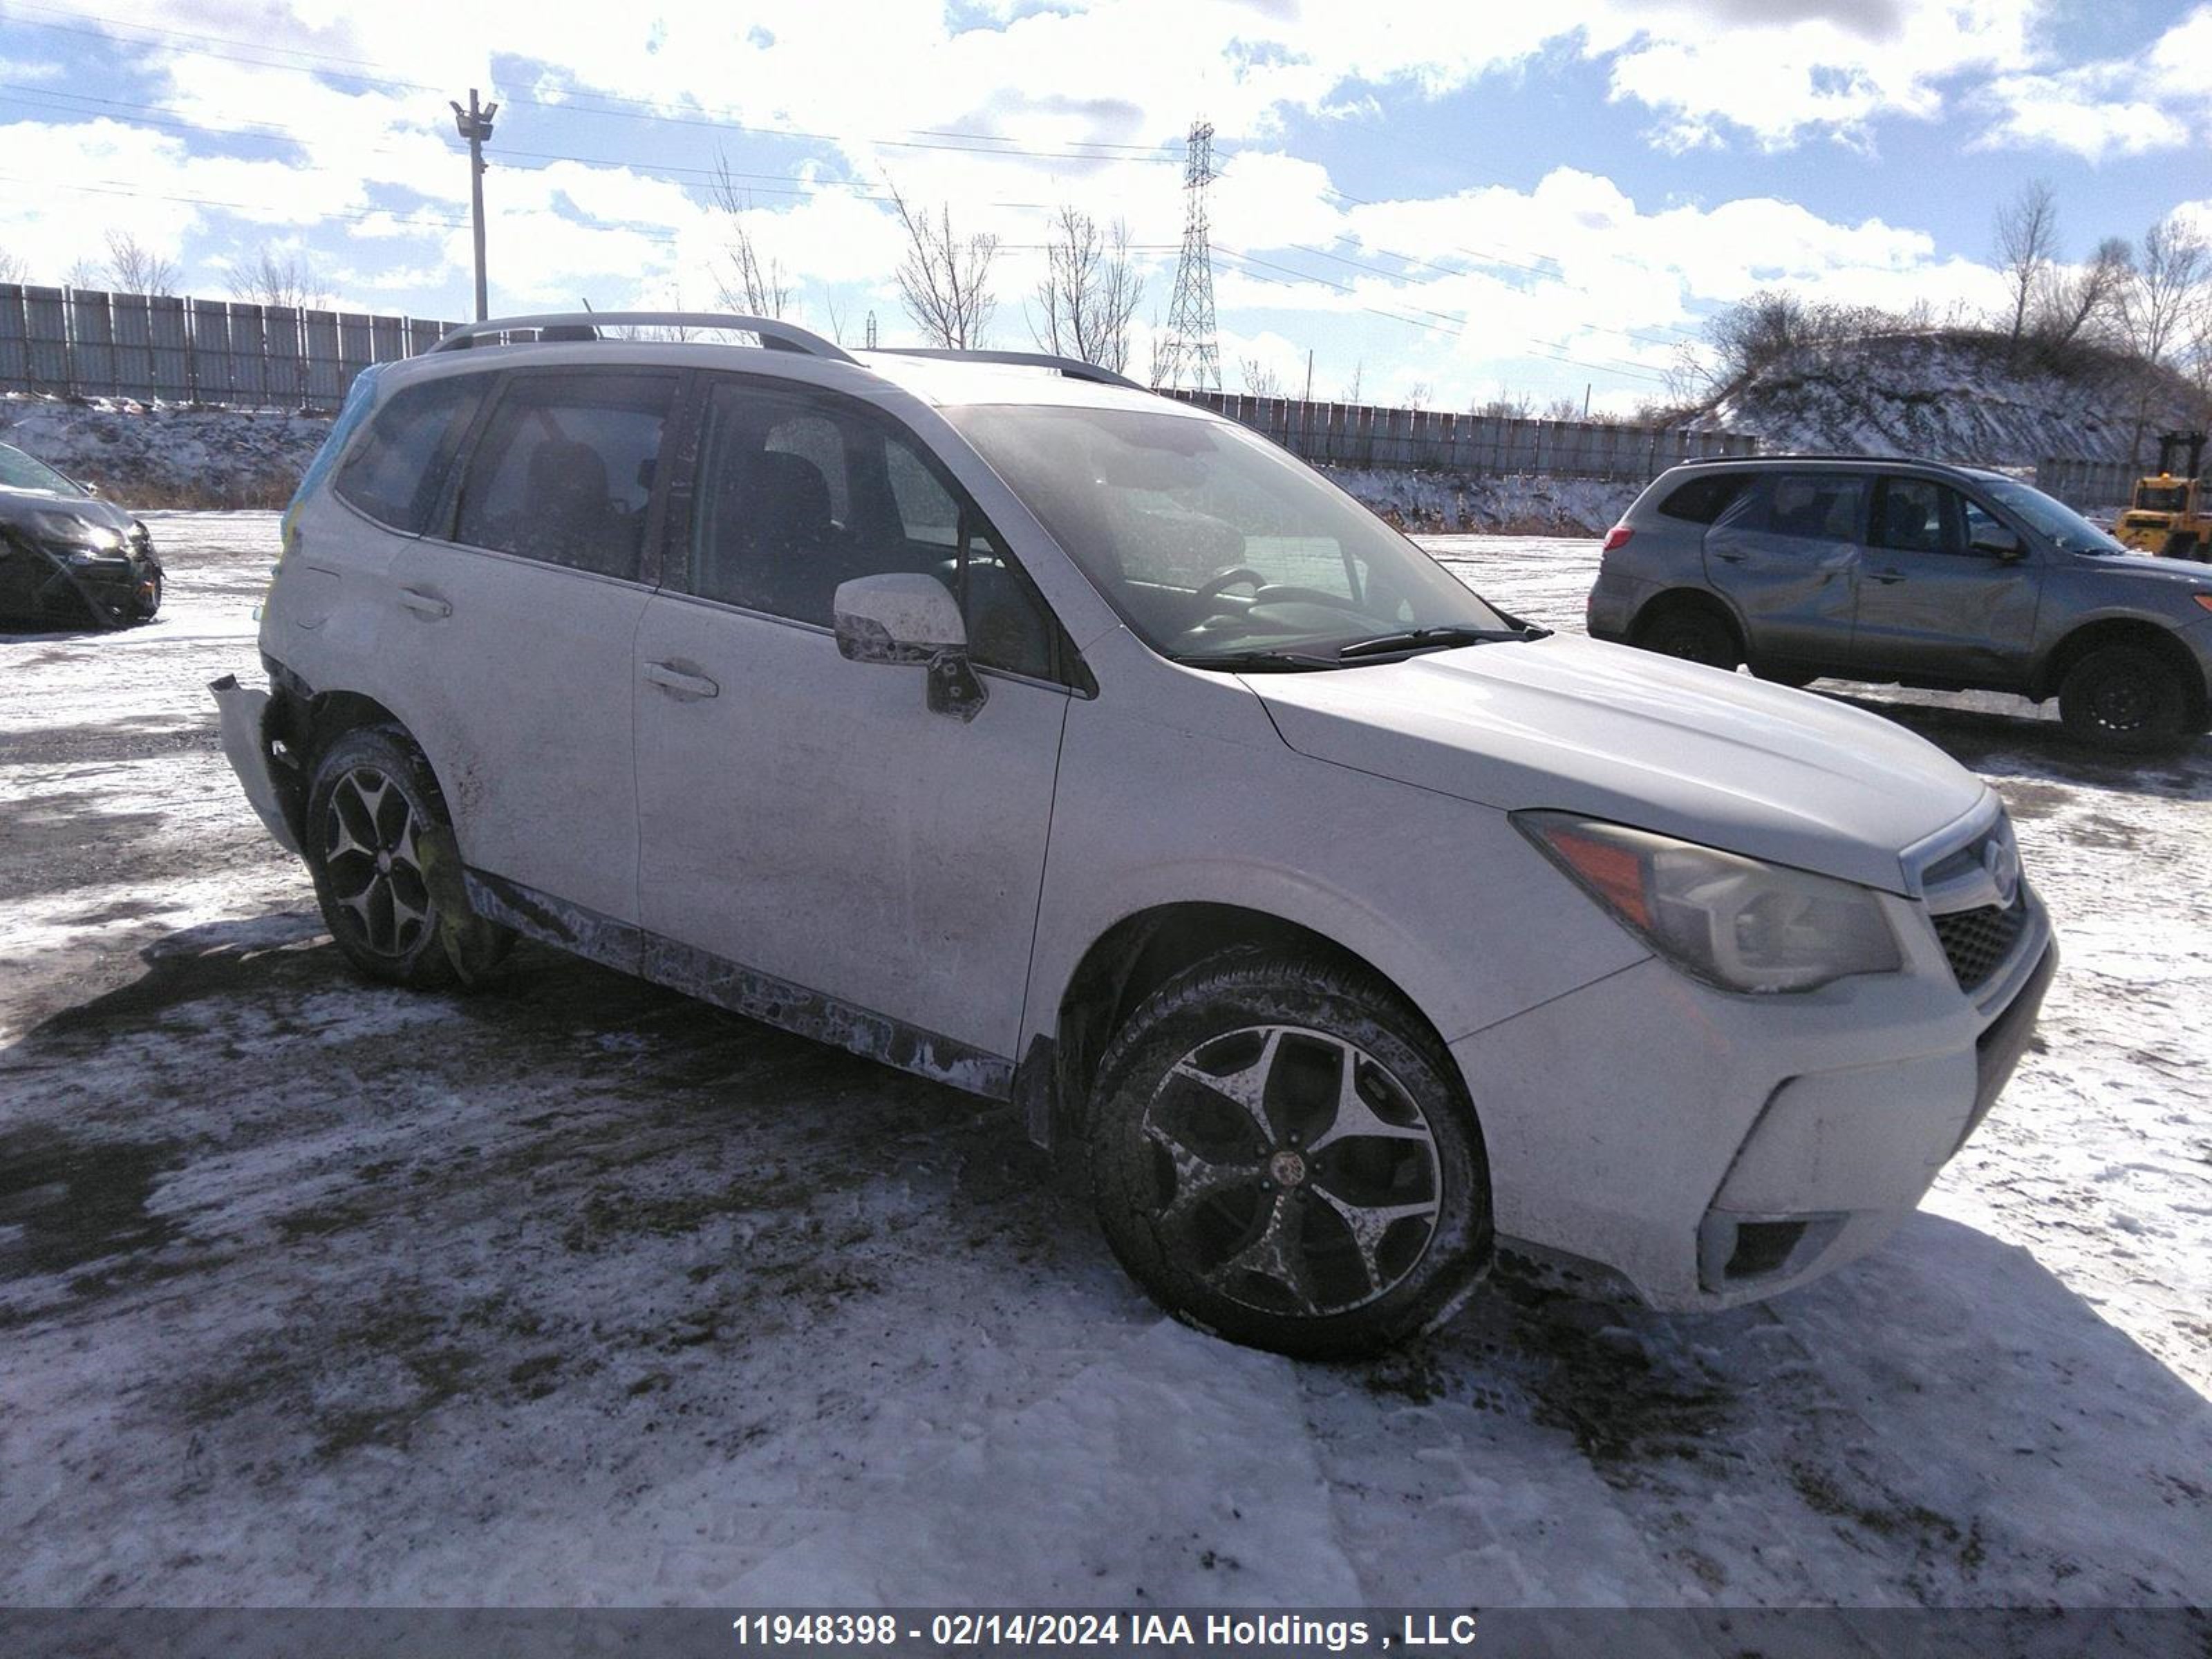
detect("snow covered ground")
(2, 516), (2208, 1623)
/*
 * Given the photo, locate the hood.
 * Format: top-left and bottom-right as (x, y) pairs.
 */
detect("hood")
(0, 487), (138, 539)
(2072, 549), (2212, 594)
(1246, 635), (1987, 894)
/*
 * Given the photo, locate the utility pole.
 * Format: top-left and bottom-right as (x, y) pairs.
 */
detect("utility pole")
(450, 87), (498, 321)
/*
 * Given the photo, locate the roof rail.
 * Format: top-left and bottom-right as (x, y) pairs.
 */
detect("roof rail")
(430, 312), (858, 364)
(871, 348), (1145, 393)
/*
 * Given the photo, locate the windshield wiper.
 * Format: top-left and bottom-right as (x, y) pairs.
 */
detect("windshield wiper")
(1174, 646), (1343, 672)
(1333, 623), (1551, 660)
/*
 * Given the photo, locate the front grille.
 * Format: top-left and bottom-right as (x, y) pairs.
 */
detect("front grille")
(1933, 897), (2029, 991)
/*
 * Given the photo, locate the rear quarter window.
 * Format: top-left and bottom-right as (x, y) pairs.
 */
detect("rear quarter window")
(1656, 473), (1749, 524)
(332, 375), (485, 534)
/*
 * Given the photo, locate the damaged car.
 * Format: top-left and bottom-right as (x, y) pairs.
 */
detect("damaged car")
(214, 315), (2057, 1358)
(0, 442), (162, 628)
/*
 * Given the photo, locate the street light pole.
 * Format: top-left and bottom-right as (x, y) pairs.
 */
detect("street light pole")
(450, 87), (498, 321)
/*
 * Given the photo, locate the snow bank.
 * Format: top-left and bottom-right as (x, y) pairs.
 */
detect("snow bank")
(1319, 466), (1634, 535)
(1699, 331), (2202, 469)
(0, 393), (332, 510)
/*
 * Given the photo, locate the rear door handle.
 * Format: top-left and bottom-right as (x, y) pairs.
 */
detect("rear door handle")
(397, 587), (451, 619)
(645, 662), (719, 700)
(1867, 568), (1906, 584)
(1711, 551), (1746, 563)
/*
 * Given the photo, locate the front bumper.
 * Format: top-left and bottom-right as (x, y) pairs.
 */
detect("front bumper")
(1452, 883), (2056, 1311)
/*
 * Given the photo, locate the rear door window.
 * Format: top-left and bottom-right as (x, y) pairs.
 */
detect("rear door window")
(333, 375), (486, 534)
(451, 371), (676, 580)
(1733, 474), (1868, 542)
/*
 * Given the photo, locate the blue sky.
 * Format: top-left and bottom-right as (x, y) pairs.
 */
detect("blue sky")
(1, 0), (2208, 413)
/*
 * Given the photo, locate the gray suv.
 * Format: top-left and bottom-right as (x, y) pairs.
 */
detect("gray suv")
(1588, 456), (2212, 750)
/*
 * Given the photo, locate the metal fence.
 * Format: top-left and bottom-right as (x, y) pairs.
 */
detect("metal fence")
(0, 285), (460, 412)
(2034, 456), (2141, 512)
(1162, 390), (1761, 482)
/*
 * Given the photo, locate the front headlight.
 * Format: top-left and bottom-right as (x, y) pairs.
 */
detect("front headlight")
(28, 511), (126, 556)
(1516, 812), (1902, 993)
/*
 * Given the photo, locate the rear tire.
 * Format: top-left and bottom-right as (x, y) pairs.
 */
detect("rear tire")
(1631, 603), (1740, 671)
(304, 725), (512, 988)
(1087, 950), (1492, 1359)
(2057, 646), (2191, 752)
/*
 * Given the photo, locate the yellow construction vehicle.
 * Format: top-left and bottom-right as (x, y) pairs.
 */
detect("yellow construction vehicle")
(2115, 431), (2209, 561)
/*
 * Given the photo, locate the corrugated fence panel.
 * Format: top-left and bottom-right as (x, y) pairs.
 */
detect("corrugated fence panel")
(110, 292), (154, 400)
(337, 311), (374, 391)
(301, 309), (343, 408)
(189, 299), (236, 402)
(227, 304), (271, 407)
(264, 307), (303, 406)
(0, 285), (26, 386)
(71, 291), (118, 396)
(371, 315), (406, 366)
(24, 286), (70, 388)
(149, 296), (191, 401)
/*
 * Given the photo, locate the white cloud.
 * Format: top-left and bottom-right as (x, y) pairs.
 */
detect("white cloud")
(1975, 4), (2212, 162)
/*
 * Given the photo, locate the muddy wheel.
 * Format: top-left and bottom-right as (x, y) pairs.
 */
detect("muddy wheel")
(304, 725), (511, 988)
(1631, 603), (1740, 671)
(1088, 951), (1491, 1358)
(2058, 646), (2190, 752)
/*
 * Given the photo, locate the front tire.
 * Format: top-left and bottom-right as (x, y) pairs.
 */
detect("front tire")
(1087, 951), (1492, 1358)
(304, 725), (512, 988)
(2057, 646), (2190, 752)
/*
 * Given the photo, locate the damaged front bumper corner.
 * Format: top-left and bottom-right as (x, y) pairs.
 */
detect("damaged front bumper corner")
(210, 674), (301, 856)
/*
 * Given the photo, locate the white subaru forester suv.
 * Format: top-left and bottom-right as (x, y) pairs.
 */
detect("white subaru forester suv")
(215, 313), (2056, 1357)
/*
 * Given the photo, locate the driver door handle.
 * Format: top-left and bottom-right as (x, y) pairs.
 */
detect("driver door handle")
(1867, 568), (1906, 584)
(644, 662), (719, 700)
(397, 587), (451, 619)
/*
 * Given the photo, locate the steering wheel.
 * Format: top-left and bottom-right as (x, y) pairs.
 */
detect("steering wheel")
(1190, 565), (1374, 619)
(1190, 565), (1271, 615)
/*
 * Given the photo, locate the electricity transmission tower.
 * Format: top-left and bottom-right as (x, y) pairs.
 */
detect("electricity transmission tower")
(1157, 120), (1220, 391)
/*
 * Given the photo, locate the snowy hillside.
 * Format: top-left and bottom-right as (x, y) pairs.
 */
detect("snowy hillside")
(0, 393), (332, 509)
(1698, 330), (2203, 469)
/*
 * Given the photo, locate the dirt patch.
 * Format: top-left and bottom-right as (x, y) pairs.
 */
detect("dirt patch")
(0, 1125), (183, 1281)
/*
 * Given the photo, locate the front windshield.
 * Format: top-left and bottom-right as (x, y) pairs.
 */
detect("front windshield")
(1979, 476), (2128, 555)
(0, 444), (86, 497)
(948, 404), (1510, 664)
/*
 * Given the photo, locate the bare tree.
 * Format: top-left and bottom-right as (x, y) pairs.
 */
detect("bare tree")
(1027, 205), (1143, 373)
(709, 155), (792, 319)
(1238, 356), (1283, 396)
(1403, 381), (1432, 410)
(227, 245), (331, 310)
(1339, 360), (1363, 404)
(1993, 180), (2059, 346)
(2117, 214), (2210, 462)
(2034, 234), (2132, 350)
(888, 180), (998, 350)
(2119, 213), (2208, 369)
(104, 232), (178, 296)
(0, 247), (26, 284)
(63, 256), (102, 290)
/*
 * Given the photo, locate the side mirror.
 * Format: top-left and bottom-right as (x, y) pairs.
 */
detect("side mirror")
(77, 479), (102, 498)
(832, 572), (986, 721)
(1971, 523), (2023, 560)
